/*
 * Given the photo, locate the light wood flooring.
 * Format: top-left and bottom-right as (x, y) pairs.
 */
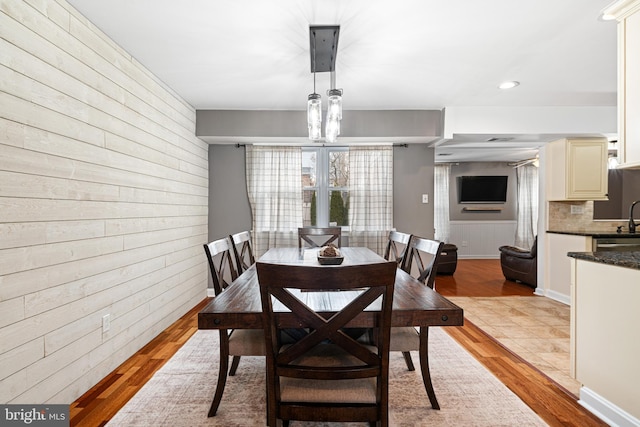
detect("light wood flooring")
(435, 259), (579, 395)
(70, 259), (607, 427)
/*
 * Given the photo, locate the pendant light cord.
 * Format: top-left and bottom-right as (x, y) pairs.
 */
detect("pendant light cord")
(312, 32), (317, 94)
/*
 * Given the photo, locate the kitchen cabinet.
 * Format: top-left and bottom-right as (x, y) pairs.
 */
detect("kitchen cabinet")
(569, 257), (640, 422)
(546, 138), (608, 201)
(544, 233), (592, 303)
(605, 0), (640, 169)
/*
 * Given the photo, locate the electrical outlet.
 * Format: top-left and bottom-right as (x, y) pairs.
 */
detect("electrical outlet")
(570, 205), (585, 215)
(102, 314), (111, 333)
(422, 194), (429, 204)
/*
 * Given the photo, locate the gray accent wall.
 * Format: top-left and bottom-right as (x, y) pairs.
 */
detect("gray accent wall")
(393, 145), (436, 238)
(208, 145), (252, 240)
(196, 110), (442, 142)
(449, 162), (518, 221)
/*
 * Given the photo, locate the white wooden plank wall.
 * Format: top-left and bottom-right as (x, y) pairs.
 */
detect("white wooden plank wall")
(449, 221), (517, 259)
(0, 0), (208, 404)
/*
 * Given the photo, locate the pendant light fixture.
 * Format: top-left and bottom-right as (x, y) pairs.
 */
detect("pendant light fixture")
(308, 25), (342, 142)
(307, 77), (322, 140)
(325, 70), (342, 143)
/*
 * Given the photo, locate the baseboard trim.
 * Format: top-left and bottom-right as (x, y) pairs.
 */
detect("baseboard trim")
(542, 289), (570, 305)
(207, 288), (215, 298)
(579, 387), (640, 427)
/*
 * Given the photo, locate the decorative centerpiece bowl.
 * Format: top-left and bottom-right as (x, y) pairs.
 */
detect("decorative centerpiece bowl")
(317, 244), (344, 265)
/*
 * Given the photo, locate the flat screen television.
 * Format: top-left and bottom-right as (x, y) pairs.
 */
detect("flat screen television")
(458, 175), (508, 203)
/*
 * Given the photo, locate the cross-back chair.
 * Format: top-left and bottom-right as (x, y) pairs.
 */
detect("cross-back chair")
(401, 236), (445, 288)
(203, 237), (238, 296)
(203, 237), (265, 416)
(229, 230), (255, 275)
(298, 226), (342, 249)
(390, 236), (445, 409)
(256, 261), (397, 427)
(383, 230), (412, 267)
(381, 230), (414, 371)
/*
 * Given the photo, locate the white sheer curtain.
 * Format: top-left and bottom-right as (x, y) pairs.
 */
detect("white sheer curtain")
(514, 164), (539, 249)
(348, 146), (393, 255)
(434, 164), (451, 243)
(246, 146), (303, 257)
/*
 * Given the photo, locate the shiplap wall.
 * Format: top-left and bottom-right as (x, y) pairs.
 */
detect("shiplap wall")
(0, 0), (208, 404)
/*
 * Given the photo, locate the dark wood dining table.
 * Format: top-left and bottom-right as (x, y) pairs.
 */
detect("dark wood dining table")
(198, 246), (463, 332)
(198, 246), (463, 415)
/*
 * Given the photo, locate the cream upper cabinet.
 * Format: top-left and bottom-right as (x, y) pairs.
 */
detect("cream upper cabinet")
(605, 0), (640, 169)
(546, 138), (608, 201)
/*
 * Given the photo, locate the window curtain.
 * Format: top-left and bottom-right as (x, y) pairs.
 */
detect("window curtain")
(348, 146), (393, 255)
(434, 164), (451, 243)
(246, 146), (303, 257)
(514, 164), (539, 249)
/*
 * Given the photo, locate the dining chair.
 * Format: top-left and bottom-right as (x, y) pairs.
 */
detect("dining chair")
(383, 230), (412, 267)
(391, 235), (445, 409)
(203, 237), (265, 416)
(401, 236), (444, 288)
(229, 230), (255, 275)
(256, 261), (397, 427)
(382, 230), (414, 371)
(297, 226), (342, 249)
(203, 237), (237, 295)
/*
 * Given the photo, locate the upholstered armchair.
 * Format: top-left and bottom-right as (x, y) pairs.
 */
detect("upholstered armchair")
(498, 236), (537, 288)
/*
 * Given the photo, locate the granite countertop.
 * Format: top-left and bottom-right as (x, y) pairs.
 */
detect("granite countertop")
(567, 251), (640, 270)
(547, 230), (640, 238)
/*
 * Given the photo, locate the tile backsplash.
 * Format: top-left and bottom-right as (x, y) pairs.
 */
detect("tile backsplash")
(548, 201), (627, 233)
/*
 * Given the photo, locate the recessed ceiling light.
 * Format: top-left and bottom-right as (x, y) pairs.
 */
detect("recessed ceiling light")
(498, 81), (520, 89)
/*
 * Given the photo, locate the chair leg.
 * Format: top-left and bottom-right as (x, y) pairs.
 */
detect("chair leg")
(229, 355), (241, 376)
(208, 330), (230, 417)
(418, 326), (440, 410)
(265, 369), (277, 427)
(402, 351), (415, 371)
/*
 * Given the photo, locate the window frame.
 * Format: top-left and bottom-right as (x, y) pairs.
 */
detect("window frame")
(302, 146), (349, 228)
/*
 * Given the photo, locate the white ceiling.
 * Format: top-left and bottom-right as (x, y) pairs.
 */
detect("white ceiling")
(66, 0), (618, 162)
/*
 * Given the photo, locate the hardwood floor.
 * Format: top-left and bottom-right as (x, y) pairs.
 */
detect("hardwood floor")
(69, 299), (209, 427)
(435, 258), (536, 297)
(69, 259), (607, 427)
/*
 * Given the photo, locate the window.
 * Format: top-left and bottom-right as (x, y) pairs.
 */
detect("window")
(302, 147), (349, 227)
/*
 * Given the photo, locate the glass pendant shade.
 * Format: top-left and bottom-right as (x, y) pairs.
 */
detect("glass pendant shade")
(325, 89), (342, 142)
(325, 115), (340, 143)
(307, 93), (322, 140)
(327, 89), (342, 120)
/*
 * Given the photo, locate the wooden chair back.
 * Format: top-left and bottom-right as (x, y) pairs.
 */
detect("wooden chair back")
(297, 226), (342, 249)
(229, 230), (255, 274)
(401, 236), (444, 288)
(384, 230), (412, 266)
(203, 237), (238, 295)
(203, 236), (264, 417)
(256, 261), (397, 426)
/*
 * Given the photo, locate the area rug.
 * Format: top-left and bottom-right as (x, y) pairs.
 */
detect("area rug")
(106, 327), (547, 426)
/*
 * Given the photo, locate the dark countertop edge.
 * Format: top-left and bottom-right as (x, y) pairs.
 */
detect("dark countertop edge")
(547, 230), (640, 238)
(567, 251), (640, 270)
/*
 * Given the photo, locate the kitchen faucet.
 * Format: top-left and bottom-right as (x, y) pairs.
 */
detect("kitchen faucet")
(630, 200), (640, 233)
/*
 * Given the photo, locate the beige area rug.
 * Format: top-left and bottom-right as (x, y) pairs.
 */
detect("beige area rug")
(106, 327), (547, 427)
